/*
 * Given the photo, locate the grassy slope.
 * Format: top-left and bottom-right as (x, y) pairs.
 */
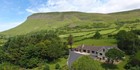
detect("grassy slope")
(1, 10), (140, 36)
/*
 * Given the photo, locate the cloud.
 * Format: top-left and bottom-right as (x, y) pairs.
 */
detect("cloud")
(26, 0), (104, 13)
(96, 0), (140, 13)
(0, 21), (23, 32)
(26, 9), (36, 13)
(26, 0), (140, 13)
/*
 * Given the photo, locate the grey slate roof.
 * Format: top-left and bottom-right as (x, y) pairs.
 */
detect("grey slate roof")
(75, 45), (115, 52)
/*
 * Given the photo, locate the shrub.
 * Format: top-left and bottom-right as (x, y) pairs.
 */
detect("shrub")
(93, 31), (102, 39)
(0, 62), (20, 70)
(43, 64), (50, 70)
(55, 63), (60, 69)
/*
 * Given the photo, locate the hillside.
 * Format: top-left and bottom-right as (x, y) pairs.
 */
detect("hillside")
(0, 9), (140, 36)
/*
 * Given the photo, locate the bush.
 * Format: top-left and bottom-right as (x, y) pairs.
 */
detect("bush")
(27, 58), (40, 68)
(129, 58), (140, 67)
(0, 62), (20, 70)
(125, 58), (140, 69)
(55, 63), (60, 69)
(43, 64), (50, 70)
(93, 31), (102, 39)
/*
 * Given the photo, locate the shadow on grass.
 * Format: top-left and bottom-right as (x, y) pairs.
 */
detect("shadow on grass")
(101, 63), (118, 70)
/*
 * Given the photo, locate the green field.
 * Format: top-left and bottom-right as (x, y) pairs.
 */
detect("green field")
(73, 39), (117, 47)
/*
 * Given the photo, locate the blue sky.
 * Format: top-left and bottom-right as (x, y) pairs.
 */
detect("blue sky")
(0, 0), (140, 32)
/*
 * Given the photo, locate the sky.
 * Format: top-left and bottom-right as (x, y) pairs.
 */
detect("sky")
(0, 0), (140, 32)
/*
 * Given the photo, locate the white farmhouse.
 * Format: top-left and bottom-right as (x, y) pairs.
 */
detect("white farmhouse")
(73, 45), (117, 60)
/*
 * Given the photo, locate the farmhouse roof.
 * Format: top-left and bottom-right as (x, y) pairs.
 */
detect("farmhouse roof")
(76, 44), (116, 52)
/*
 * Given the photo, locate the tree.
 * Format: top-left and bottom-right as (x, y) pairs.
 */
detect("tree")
(93, 31), (102, 39)
(71, 56), (100, 70)
(131, 30), (140, 35)
(125, 51), (140, 69)
(105, 48), (125, 64)
(125, 58), (140, 69)
(0, 49), (7, 63)
(1, 30), (68, 69)
(67, 34), (73, 49)
(46, 39), (67, 60)
(116, 30), (139, 55)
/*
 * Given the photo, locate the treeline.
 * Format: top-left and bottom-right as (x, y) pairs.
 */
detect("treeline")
(131, 30), (140, 35)
(116, 30), (140, 55)
(0, 30), (68, 69)
(116, 30), (140, 69)
(116, 19), (140, 25)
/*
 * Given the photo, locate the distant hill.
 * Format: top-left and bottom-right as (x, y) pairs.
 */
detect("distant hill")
(1, 9), (140, 36)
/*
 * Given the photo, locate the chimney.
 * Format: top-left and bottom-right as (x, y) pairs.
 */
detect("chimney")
(82, 44), (84, 48)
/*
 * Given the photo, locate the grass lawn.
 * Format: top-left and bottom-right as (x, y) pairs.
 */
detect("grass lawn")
(73, 38), (117, 48)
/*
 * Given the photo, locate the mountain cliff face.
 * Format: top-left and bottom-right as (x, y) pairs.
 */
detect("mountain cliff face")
(1, 10), (140, 36)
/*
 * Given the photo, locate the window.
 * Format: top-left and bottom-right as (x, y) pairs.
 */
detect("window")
(100, 53), (102, 55)
(87, 50), (90, 53)
(103, 49), (105, 52)
(83, 50), (86, 52)
(79, 49), (81, 52)
(92, 51), (95, 53)
(103, 57), (105, 60)
(96, 52), (98, 54)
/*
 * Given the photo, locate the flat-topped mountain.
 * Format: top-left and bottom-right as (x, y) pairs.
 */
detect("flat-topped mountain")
(1, 9), (140, 36)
